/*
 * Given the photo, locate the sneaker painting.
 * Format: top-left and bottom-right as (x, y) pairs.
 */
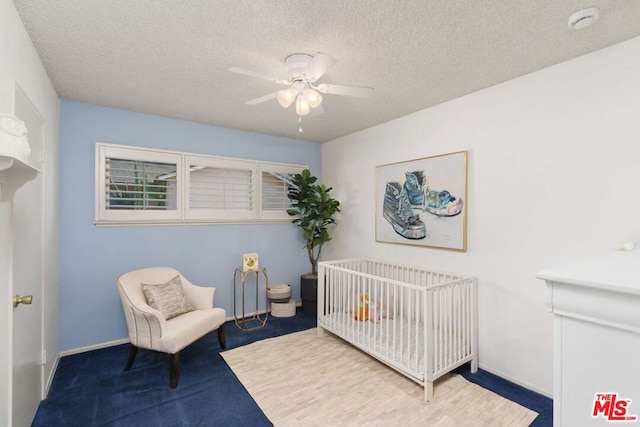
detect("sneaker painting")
(375, 151), (467, 251)
(404, 171), (463, 217)
(383, 182), (426, 239)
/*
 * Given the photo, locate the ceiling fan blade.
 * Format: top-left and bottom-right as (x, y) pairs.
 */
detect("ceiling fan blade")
(229, 67), (287, 84)
(315, 83), (374, 98)
(302, 53), (337, 82)
(245, 92), (278, 105)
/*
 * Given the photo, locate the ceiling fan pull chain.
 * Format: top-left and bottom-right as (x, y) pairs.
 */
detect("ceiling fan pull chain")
(298, 116), (303, 133)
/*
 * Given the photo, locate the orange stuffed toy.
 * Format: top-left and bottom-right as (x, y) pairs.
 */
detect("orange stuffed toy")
(354, 295), (370, 321)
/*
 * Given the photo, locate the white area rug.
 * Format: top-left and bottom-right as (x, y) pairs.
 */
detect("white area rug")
(221, 329), (538, 426)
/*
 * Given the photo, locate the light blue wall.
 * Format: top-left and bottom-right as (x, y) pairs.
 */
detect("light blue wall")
(58, 100), (321, 351)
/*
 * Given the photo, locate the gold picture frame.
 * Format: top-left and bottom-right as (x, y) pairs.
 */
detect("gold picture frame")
(375, 150), (467, 251)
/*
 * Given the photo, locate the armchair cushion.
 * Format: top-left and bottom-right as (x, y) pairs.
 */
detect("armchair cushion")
(141, 275), (195, 320)
(161, 308), (226, 354)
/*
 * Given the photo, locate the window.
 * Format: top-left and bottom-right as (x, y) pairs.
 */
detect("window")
(106, 159), (177, 210)
(259, 163), (301, 220)
(96, 145), (182, 222)
(95, 143), (305, 225)
(185, 156), (256, 221)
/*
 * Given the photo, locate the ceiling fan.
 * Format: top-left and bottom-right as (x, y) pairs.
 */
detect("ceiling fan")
(229, 53), (374, 118)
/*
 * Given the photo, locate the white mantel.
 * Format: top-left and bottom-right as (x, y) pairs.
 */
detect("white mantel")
(537, 250), (640, 426)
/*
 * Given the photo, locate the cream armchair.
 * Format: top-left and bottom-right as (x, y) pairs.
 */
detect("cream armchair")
(117, 267), (226, 388)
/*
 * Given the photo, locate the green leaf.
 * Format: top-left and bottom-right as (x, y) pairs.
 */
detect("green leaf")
(286, 169), (341, 272)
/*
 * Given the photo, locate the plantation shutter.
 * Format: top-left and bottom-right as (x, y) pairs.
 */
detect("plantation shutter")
(258, 163), (304, 220)
(261, 172), (292, 211)
(96, 143), (306, 224)
(96, 144), (182, 222)
(106, 158), (177, 210)
(185, 156), (256, 220)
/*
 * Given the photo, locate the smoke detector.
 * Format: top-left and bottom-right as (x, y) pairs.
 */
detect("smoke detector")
(568, 7), (600, 30)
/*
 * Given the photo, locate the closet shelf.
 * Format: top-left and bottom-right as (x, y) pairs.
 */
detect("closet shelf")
(0, 154), (40, 199)
(0, 154), (39, 173)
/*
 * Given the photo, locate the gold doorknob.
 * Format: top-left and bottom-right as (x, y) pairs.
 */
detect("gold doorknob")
(13, 295), (33, 308)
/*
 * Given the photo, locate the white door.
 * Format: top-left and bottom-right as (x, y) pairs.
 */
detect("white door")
(11, 86), (44, 427)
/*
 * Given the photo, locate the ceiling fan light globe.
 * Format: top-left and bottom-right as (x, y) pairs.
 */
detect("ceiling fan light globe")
(303, 88), (323, 108)
(295, 96), (310, 116)
(277, 88), (296, 108)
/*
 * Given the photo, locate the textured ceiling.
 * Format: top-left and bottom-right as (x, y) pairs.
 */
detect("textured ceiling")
(12, 0), (640, 143)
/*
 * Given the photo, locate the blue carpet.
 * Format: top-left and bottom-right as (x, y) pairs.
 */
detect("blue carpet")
(33, 311), (316, 427)
(34, 309), (552, 426)
(452, 365), (553, 426)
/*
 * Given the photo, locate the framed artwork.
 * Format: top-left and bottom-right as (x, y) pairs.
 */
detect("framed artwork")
(242, 253), (259, 272)
(375, 150), (467, 251)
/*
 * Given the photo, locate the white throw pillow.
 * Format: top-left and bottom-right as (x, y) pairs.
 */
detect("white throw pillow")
(141, 275), (196, 320)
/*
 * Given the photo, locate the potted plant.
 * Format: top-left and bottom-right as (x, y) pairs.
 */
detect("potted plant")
(287, 169), (341, 313)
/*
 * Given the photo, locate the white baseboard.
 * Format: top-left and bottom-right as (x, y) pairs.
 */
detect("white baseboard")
(59, 301), (305, 357)
(478, 363), (553, 399)
(59, 338), (129, 357)
(42, 354), (60, 399)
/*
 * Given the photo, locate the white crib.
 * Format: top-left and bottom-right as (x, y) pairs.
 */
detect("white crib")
(317, 258), (478, 401)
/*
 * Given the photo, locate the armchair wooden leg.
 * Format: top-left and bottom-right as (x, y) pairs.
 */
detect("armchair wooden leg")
(169, 352), (179, 388)
(124, 344), (138, 371)
(217, 323), (227, 350)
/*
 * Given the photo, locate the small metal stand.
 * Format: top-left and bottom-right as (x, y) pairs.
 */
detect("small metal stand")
(233, 267), (268, 331)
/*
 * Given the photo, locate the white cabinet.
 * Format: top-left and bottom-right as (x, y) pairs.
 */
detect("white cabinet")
(537, 251), (640, 426)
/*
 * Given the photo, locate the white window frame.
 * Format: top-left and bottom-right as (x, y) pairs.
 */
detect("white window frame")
(96, 144), (183, 223)
(95, 142), (306, 226)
